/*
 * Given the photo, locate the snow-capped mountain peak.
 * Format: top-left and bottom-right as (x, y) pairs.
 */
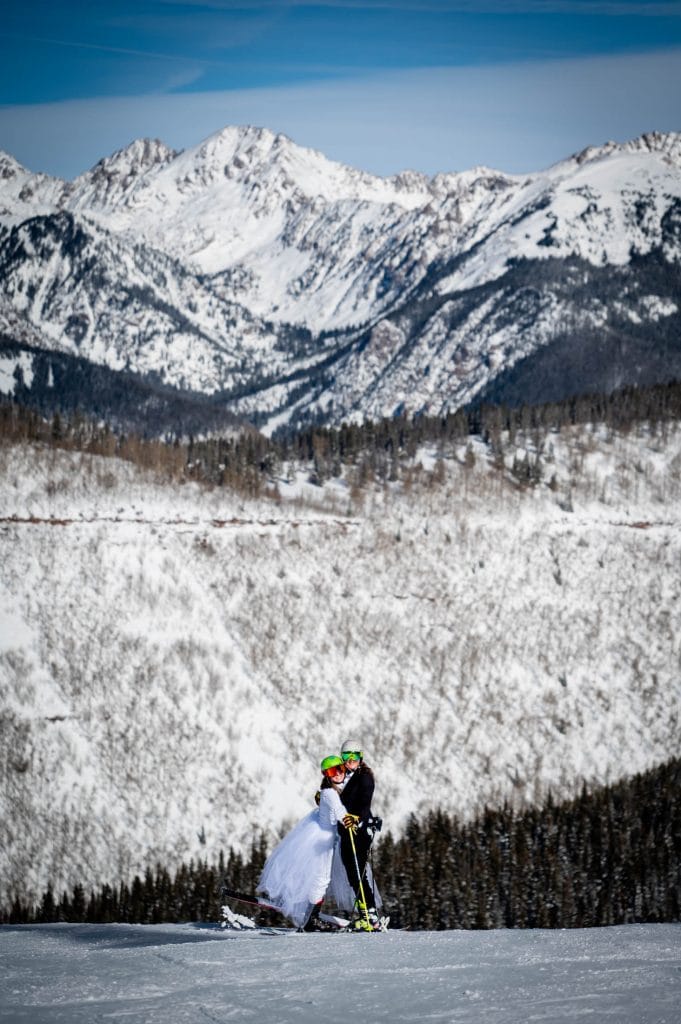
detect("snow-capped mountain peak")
(83, 136), (178, 182)
(0, 151), (28, 182)
(182, 123), (434, 206)
(0, 152), (65, 218)
(67, 137), (179, 211)
(548, 130), (681, 177)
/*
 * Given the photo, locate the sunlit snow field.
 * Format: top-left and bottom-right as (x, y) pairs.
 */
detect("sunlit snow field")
(1, 923), (680, 1023)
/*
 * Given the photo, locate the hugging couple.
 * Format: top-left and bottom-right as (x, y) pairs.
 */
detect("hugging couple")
(257, 740), (384, 931)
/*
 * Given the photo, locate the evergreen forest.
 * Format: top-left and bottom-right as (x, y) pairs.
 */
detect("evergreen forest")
(2, 377), (681, 497)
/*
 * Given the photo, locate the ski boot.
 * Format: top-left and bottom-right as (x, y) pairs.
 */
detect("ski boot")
(301, 902), (334, 932)
(351, 901), (383, 932)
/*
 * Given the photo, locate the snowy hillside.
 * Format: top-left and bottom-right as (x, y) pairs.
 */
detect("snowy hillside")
(1, 418), (680, 905)
(0, 211), (291, 396)
(1, 923), (680, 1023)
(0, 129), (680, 431)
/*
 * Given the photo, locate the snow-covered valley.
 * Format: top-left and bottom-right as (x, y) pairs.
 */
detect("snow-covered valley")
(1, 419), (679, 907)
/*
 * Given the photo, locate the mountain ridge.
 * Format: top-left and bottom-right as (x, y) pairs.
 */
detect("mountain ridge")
(0, 128), (680, 434)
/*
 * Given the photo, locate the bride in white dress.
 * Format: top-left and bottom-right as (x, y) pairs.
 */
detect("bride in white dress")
(257, 755), (357, 928)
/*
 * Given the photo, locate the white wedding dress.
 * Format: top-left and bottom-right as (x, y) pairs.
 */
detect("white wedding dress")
(257, 786), (347, 927)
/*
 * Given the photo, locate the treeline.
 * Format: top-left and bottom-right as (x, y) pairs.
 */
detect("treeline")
(2, 378), (681, 495)
(2, 837), (269, 928)
(3, 759), (679, 930)
(0, 402), (275, 497)
(376, 757), (681, 930)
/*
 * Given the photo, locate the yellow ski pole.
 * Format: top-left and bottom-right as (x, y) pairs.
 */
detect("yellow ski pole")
(348, 825), (373, 931)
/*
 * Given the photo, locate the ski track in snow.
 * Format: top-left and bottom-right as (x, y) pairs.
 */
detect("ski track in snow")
(0, 923), (679, 1023)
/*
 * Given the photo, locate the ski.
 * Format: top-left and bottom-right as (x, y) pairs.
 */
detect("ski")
(219, 885), (350, 930)
(220, 902), (290, 933)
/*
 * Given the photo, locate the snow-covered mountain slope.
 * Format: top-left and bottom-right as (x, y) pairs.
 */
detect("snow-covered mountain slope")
(1, 420), (679, 904)
(0, 332), (247, 439)
(0, 211), (305, 396)
(0, 129), (680, 432)
(272, 245), (681, 430)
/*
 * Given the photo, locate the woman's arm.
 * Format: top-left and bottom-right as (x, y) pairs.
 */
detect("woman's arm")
(321, 786), (347, 824)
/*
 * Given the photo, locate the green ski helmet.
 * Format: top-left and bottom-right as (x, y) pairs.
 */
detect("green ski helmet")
(320, 754), (344, 773)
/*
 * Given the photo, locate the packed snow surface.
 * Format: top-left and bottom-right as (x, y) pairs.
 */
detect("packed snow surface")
(0, 923), (679, 1023)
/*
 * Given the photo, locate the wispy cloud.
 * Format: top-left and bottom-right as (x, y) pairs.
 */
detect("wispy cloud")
(0, 28), (378, 80)
(155, 67), (207, 93)
(0, 30), (216, 65)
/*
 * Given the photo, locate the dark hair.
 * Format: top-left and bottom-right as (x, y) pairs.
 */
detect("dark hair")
(320, 774), (346, 789)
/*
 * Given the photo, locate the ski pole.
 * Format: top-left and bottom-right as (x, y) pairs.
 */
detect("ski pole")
(348, 826), (372, 931)
(368, 842), (377, 912)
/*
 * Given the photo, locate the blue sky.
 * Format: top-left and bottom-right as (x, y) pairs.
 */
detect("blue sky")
(0, 1), (680, 178)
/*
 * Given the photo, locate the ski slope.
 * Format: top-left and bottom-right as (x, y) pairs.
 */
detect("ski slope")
(0, 923), (679, 1023)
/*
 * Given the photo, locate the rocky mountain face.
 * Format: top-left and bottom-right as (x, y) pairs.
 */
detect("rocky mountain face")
(0, 129), (680, 433)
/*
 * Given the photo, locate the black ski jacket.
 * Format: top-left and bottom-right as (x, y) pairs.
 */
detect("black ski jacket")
(339, 763), (374, 822)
